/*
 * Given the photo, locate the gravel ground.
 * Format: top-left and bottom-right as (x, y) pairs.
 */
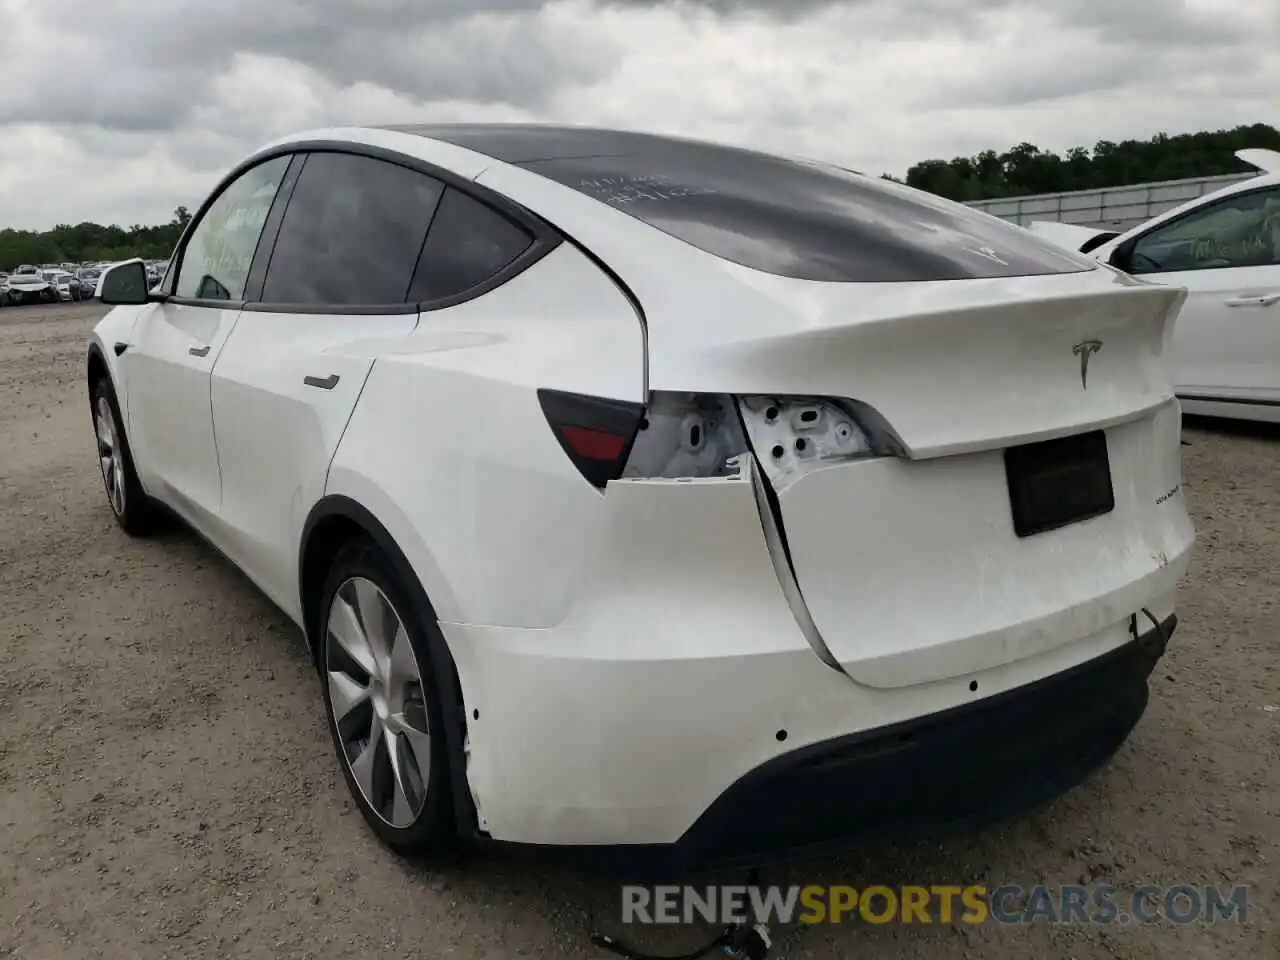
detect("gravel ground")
(0, 300), (1275, 960)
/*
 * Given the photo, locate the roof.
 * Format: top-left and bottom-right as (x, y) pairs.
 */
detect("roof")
(379, 122), (779, 166)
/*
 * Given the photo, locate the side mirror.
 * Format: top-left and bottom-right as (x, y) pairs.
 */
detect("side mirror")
(1108, 241), (1134, 273)
(98, 260), (152, 305)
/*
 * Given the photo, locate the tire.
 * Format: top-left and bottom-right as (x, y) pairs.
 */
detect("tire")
(90, 377), (161, 535)
(318, 537), (454, 854)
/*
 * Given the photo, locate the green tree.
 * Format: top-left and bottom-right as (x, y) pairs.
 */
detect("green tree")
(0, 208), (188, 271)
(903, 123), (1280, 202)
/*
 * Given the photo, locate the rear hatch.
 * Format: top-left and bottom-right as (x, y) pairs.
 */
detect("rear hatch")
(721, 273), (1192, 689)
(662, 269), (1193, 688)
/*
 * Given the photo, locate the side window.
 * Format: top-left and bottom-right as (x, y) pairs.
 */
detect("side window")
(407, 187), (533, 302)
(261, 153), (444, 306)
(175, 155), (291, 301)
(1131, 188), (1280, 274)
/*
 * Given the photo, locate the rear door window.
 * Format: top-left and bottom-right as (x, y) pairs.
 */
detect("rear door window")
(262, 152), (444, 306)
(522, 149), (1093, 282)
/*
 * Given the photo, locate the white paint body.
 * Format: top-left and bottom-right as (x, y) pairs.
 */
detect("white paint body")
(90, 126), (1195, 848)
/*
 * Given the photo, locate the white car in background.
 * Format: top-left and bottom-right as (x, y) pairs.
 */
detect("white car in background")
(86, 123), (1193, 874)
(1037, 149), (1280, 423)
(5, 270), (58, 304)
(45, 269), (76, 301)
(1025, 221), (1118, 255)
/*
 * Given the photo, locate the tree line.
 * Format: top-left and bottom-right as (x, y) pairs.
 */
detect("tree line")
(3, 123), (1277, 270)
(903, 123), (1278, 202)
(1, 207), (191, 272)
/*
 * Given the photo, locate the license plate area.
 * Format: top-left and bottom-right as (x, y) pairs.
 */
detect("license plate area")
(1004, 430), (1114, 538)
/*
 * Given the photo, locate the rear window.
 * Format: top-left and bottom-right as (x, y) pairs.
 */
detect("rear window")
(522, 149), (1092, 282)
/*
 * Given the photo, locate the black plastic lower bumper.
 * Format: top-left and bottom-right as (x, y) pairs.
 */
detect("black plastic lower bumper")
(499, 614), (1175, 880)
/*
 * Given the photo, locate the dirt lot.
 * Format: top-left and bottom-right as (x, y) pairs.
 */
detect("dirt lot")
(0, 299), (1275, 959)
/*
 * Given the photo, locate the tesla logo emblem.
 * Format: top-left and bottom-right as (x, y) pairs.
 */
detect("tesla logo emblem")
(965, 246), (1009, 266)
(1073, 339), (1103, 389)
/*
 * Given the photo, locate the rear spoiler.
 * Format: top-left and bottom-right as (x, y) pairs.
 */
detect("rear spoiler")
(1236, 148), (1280, 175)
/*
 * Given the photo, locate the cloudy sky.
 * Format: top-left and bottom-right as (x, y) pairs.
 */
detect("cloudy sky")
(1, 0), (1275, 230)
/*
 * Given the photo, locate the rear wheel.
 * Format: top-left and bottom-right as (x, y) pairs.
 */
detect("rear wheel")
(319, 538), (454, 853)
(90, 377), (160, 535)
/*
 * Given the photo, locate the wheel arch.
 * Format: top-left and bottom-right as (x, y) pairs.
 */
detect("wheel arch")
(86, 341), (110, 386)
(86, 341), (121, 421)
(298, 494), (480, 839)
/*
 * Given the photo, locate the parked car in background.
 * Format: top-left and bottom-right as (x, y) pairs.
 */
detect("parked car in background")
(1025, 221), (1119, 254)
(77, 267), (102, 297)
(0, 274), (9, 306)
(6, 271), (58, 304)
(1033, 149), (1280, 423)
(86, 123), (1192, 873)
(43, 269), (75, 301)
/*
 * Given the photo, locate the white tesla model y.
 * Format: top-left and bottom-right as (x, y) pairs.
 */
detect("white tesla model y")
(86, 124), (1194, 874)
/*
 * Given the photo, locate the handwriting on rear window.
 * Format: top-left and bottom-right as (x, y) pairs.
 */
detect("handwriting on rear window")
(577, 174), (717, 205)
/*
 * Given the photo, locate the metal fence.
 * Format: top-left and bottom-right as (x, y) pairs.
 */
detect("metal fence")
(964, 171), (1261, 232)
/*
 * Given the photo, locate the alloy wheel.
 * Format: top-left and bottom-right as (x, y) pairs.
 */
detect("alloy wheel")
(95, 396), (126, 516)
(326, 576), (431, 828)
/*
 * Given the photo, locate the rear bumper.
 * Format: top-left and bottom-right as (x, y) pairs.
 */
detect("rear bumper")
(492, 615), (1174, 879)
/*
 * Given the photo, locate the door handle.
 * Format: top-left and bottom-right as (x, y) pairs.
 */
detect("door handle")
(188, 345), (211, 357)
(303, 374), (340, 390)
(1223, 293), (1280, 307)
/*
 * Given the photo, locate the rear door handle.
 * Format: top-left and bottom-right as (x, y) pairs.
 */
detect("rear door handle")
(188, 345), (211, 357)
(303, 374), (340, 390)
(1224, 293), (1280, 307)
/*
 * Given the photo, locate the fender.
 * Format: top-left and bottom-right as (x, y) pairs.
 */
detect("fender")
(298, 495), (479, 840)
(86, 303), (151, 424)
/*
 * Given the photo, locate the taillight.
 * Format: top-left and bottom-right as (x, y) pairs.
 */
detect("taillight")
(537, 388), (645, 489)
(541, 388), (898, 490)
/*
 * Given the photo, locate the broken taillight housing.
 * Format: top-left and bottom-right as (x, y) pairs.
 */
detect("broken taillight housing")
(735, 395), (900, 491)
(539, 389), (898, 489)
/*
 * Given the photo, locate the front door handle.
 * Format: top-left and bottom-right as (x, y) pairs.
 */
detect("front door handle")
(1224, 293), (1280, 308)
(303, 374), (340, 390)
(188, 345), (211, 357)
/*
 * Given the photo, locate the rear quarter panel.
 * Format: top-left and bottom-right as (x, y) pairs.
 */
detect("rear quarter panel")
(325, 242), (645, 628)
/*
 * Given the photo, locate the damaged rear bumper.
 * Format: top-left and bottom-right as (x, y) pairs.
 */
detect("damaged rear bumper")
(491, 614), (1175, 879)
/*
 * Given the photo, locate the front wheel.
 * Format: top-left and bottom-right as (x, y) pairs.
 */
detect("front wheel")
(90, 378), (160, 535)
(319, 539), (455, 853)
